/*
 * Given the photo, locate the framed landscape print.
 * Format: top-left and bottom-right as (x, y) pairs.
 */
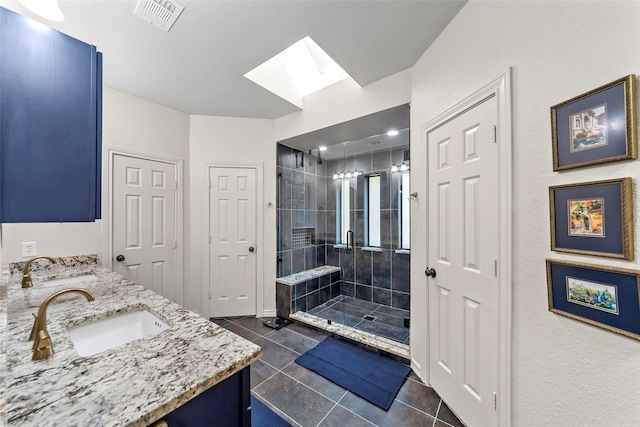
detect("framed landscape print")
(551, 74), (637, 171)
(549, 178), (633, 259)
(546, 259), (640, 341)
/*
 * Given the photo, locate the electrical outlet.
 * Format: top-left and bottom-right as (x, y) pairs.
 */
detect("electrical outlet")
(22, 241), (37, 258)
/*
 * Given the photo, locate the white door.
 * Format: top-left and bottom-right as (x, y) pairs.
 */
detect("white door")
(208, 166), (257, 317)
(113, 154), (178, 301)
(427, 95), (499, 427)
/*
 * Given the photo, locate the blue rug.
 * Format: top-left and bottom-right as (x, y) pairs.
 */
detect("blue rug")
(251, 396), (291, 427)
(295, 337), (410, 410)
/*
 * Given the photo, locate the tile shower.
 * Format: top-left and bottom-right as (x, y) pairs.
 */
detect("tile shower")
(276, 143), (411, 344)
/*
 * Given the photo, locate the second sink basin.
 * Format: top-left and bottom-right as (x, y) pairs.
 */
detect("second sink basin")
(40, 274), (98, 287)
(68, 309), (171, 357)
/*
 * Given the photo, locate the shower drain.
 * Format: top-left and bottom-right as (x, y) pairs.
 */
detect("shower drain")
(363, 315), (376, 321)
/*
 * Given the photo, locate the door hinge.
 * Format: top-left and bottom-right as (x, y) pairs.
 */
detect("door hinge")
(174, 181), (177, 190)
(208, 291), (212, 300)
(493, 125), (497, 143)
(174, 240), (177, 249)
(494, 260), (498, 276)
(493, 392), (497, 410)
(209, 180), (212, 189)
(208, 236), (212, 244)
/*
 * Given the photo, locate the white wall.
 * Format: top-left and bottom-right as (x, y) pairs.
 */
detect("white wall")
(1, 222), (102, 263)
(410, 1), (640, 425)
(101, 87), (190, 304)
(102, 87), (190, 160)
(274, 69), (411, 141)
(188, 116), (276, 315)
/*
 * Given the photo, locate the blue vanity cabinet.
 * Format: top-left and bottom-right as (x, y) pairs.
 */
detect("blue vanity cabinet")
(159, 366), (251, 427)
(0, 6), (102, 223)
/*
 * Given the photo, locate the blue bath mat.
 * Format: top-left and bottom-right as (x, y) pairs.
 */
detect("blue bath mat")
(251, 396), (291, 427)
(295, 337), (410, 410)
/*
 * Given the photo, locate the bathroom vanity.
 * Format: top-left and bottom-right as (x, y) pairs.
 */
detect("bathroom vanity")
(0, 258), (261, 426)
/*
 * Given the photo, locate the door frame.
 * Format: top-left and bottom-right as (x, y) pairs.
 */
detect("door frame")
(103, 147), (185, 305)
(412, 70), (513, 426)
(202, 161), (265, 319)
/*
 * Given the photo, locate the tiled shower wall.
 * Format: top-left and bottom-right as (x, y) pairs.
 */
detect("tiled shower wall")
(277, 144), (327, 277)
(277, 143), (411, 311)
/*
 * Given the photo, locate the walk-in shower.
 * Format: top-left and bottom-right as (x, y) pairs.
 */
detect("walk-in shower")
(275, 105), (411, 348)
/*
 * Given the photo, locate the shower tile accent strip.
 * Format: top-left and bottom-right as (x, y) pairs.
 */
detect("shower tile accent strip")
(276, 266), (341, 319)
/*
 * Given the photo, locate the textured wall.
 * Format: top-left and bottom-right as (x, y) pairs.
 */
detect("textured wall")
(189, 115), (276, 317)
(410, 1), (640, 425)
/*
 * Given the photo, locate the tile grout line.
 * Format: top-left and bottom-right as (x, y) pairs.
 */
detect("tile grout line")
(233, 318), (461, 427)
(333, 391), (379, 427)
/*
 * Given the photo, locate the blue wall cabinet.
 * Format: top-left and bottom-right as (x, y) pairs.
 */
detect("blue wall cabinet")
(0, 6), (102, 223)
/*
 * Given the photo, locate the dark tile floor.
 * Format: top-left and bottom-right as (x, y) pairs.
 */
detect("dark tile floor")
(211, 316), (464, 427)
(306, 296), (410, 345)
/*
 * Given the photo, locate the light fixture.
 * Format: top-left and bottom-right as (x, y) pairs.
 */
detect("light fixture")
(19, 0), (64, 21)
(391, 162), (410, 173)
(332, 142), (362, 180)
(386, 130), (399, 136)
(318, 146), (327, 151)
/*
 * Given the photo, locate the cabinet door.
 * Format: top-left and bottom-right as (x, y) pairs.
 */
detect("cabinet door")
(0, 7), (101, 222)
(160, 367), (251, 427)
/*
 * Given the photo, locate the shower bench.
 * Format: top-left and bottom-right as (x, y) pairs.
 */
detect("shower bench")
(276, 266), (341, 318)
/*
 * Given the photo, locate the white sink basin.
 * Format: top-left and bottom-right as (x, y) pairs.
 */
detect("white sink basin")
(40, 274), (98, 287)
(68, 309), (171, 357)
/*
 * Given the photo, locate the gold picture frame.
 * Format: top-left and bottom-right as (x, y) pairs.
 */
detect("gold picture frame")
(546, 259), (640, 341)
(549, 178), (633, 260)
(551, 75), (637, 171)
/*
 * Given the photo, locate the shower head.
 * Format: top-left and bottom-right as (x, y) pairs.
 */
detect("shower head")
(312, 148), (323, 164)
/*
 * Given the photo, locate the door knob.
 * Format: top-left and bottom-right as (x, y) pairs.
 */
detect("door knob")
(425, 268), (436, 278)
(116, 255), (125, 262)
(249, 247), (255, 253)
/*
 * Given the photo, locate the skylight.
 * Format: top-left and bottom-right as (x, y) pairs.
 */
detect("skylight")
(244, 36), (354, 108)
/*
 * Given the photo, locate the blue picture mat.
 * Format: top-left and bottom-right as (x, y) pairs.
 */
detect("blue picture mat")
(549, 262), (640, 336)
(555, 81), (627, 168)
(553, 182), (623, 255)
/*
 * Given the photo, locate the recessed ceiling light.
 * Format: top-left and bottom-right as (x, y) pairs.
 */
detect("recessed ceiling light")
(319, 146), (327, 152)
(386, 130), (399, 136)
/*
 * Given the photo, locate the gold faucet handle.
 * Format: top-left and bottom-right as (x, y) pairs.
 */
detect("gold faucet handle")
(29, 313), (39, 342)
(32, 330), (53, 361)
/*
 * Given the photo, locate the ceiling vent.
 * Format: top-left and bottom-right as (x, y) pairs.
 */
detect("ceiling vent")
(134, 0), (184, 32)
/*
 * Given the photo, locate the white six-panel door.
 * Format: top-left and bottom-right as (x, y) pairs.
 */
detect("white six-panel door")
(208, 166), (257, 317)
(427, 95), (499, 427)
(113, 154), (178, 301)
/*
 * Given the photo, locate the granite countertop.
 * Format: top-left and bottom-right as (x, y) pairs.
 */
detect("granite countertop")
(1, 260), (262, 426)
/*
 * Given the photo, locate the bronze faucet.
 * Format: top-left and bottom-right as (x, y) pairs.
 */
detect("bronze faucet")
(22, 256), (57, 288)
(29, 288), (95, 361)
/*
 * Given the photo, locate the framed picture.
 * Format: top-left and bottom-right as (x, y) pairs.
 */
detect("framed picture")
(551, 74), (637, 171)
(546, 259), (640, 341)
(549, 178), (633, 260)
